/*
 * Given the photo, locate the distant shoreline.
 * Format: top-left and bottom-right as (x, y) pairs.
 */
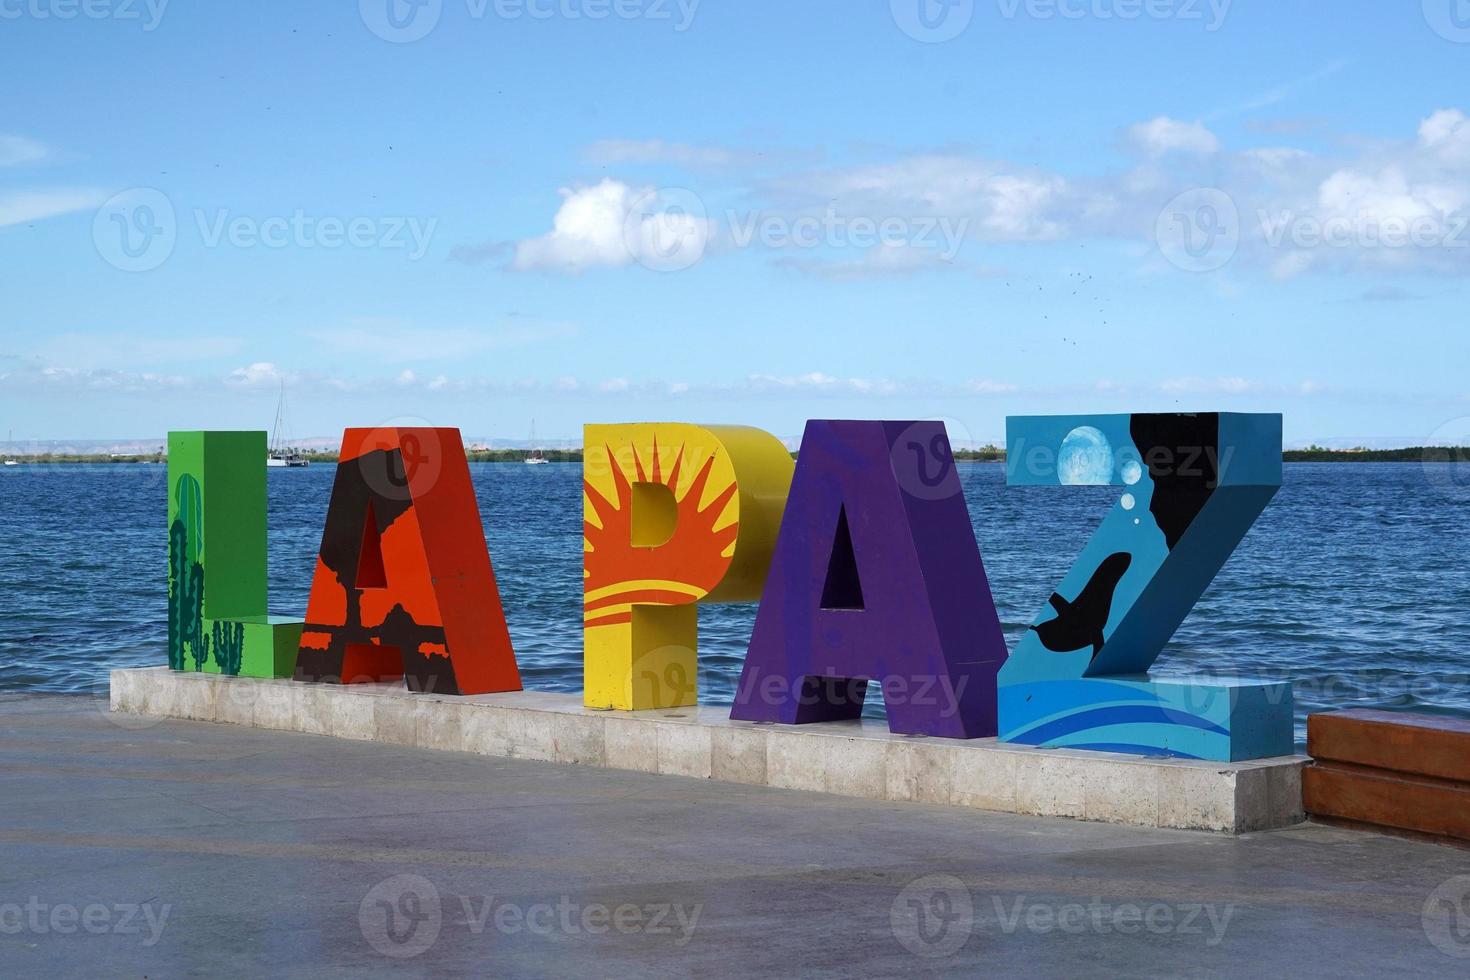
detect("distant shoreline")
(5, 447), (1468, 465)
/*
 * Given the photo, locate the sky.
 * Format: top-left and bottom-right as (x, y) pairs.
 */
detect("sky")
(2, 1), (1469, 449)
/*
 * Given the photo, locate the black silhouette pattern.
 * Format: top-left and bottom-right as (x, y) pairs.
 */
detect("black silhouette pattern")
(1032, 552), (1132, 657)
(294, 448), (460, 694)
(1032, 413), (1223, 660)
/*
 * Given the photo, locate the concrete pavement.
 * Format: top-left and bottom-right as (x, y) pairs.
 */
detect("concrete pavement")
(0, 693), (1465, 977)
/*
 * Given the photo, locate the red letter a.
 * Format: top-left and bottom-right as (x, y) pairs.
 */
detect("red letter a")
(295, 427), (521, 695)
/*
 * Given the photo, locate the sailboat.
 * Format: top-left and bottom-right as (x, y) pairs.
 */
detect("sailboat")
(267, 383), (308, 468)
(3, 430), (16, 466)
(525, 419), (549, 465)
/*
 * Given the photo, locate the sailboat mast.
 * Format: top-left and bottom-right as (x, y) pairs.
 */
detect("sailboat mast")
(270, 382), (285, 454)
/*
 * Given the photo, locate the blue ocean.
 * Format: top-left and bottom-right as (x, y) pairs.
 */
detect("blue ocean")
(3, 461), (1467, 746)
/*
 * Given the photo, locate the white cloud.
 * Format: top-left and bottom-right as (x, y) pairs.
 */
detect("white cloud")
(227, 362), (289, 388)
(0, 188), (106, 228)
(509, 108), (1470, 282)
(1419, 108), (1470, 163)
(1127, 117), (1220, 156)
(0, 361), (193, 394)
(0, 135), (48, 167)
(511, 179), (711, 273)
(745, 372), (901, 396)
(764, 155), (1071, 242)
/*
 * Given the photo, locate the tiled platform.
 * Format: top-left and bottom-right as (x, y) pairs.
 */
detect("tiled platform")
(111, 667), (1306, 833)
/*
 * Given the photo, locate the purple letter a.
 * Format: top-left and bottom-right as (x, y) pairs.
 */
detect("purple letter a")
(730, 420), (1007, 738)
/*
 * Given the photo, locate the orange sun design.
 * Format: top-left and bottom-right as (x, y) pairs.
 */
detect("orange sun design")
(583, 437), (739, 629)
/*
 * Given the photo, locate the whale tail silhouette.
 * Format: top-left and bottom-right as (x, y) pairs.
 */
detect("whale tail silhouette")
(1031, 551), (1133, 659)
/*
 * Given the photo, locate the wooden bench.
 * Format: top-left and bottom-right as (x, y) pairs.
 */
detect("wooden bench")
(1304, 709), (1470, 843)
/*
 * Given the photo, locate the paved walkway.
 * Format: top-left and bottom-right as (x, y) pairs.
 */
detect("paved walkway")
(1, 693), (1465, 977)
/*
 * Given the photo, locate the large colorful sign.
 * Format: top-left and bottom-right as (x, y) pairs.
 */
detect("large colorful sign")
(582, 424), (792, 710)
(167, 431), (302, 678)
(999, 413), (1292, 760)
(164, 411), (1293, 762)
(296, 427), (520, 695)
(730, 420), (1008, 738)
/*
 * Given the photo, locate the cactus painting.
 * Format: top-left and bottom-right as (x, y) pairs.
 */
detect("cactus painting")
(167, 473), (208, 671)
(166, 431), (302, 678)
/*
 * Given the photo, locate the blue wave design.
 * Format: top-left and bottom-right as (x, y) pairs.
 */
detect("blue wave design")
(1013, 704), (1229, 744)
(1061, 742), (1203, 760)
(998, 680), (1164, 727)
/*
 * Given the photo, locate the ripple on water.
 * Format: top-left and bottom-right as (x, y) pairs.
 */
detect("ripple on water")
(4, 461), (1468, 746)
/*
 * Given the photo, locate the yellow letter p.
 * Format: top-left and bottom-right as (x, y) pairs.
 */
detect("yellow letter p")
(583, 423), (793, 710)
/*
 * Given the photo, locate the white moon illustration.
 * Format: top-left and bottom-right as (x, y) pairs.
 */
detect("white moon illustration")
(1058, 426), (1114, 485)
